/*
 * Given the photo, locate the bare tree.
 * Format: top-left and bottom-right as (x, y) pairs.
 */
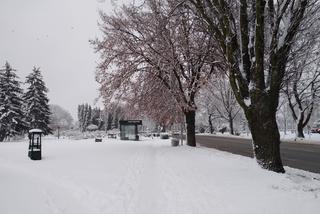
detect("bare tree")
(201, 75), (241, 135)
(197, 94), (218, 134)
(284, 64), (320, 138)
(276, 98), (290, 135)
(190, 0), (318, 172)
(282, 13), (320, 138)
(92, 0), (222, 146)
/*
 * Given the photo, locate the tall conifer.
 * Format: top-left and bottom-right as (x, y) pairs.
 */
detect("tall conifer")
(0, 62), (26, 141)
(23, 67), (52, 135)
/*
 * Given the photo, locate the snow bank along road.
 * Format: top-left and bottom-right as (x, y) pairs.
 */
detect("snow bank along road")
(196, 135), (320, 174)
(0, 138), (320, 214)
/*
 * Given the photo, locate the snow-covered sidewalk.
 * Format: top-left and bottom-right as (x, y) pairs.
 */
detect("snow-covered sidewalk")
(0, 138), (319, 214)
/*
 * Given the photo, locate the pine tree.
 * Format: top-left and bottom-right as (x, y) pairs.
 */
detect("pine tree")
(77, 104), (94, 132)
(84, 104), (92, 131)
(0, 62), (27, 141)
(23, 67), (52, 135)
(77, 104), (85, 132)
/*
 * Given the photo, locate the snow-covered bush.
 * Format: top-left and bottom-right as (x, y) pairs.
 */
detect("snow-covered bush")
(86, 124), (98, 132)
(199, 127), (205, 133)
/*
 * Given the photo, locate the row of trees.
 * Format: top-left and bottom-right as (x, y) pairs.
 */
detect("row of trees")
(199, 67), (320, 138)
(77, 103), (124, 132)
(93, 0), (320, 173)
(199, 75), (242, 135)
(78, 104), (103, 132)
(0, 62), (52, 141)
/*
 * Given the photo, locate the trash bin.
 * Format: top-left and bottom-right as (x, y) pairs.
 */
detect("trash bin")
(171, 138), (179, 147)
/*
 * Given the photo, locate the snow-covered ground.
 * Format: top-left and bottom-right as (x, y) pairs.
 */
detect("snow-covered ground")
(199, 132), (320, 144)
(280, 132), (320, 144)
(1, 138), (320, 214)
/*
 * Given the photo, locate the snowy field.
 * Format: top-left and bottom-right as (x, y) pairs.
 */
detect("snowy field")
(200, 132), (320, 144)
(1, 138), (320, 214)
(280, 132), (320, 144)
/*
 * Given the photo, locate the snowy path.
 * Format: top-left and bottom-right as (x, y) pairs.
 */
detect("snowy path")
(0, 138), (320, 214)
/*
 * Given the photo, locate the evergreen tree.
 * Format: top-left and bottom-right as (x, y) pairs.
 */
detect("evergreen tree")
(0, 62), (27, 141)
(77, 104), (85, 132)
(77, 103), (94, 132)
(23, 67), (52, 135)
(84, 104), (92, 130)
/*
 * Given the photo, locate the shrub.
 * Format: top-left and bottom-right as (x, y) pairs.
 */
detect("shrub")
(199, 127), (205, 133)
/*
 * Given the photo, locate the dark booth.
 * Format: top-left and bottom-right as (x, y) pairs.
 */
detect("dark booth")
(28, 129), (43, 160)
(119, 120), (142, 141)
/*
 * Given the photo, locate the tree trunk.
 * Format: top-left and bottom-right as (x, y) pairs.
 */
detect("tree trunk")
(185, 110), (196, 147)
(0, 131), (5, 142)
(229, 114), (234, 135)
(180, 121), (184, 146)
(208, 114), (214, 134)
(246, 105), (285, 173)
(179, 113), (184, 145)
(296, 122), (305, 138)
(161, 123), (166, 132)
(284, 117), (287, 135)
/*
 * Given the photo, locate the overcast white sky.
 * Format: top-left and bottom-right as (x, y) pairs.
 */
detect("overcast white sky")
(0, 0), (127, 119)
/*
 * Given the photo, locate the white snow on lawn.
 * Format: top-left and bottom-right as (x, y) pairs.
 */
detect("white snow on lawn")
(0, 138), (320, 214)
(199, 132), (320, 144)
(280, 132), (320, 144)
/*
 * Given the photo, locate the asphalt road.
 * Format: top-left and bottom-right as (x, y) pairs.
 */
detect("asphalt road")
(196, 135), (320, 174)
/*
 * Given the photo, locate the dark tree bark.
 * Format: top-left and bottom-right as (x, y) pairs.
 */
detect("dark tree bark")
(229, 115), (234, 135)
(185, 110), (196, 147)
(0, 133), (5, 142)
(245, 98), (284, 173)
(208, 113), (214, 134)
(297, 121), (305, 138)
(161, 123), (167, 132)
